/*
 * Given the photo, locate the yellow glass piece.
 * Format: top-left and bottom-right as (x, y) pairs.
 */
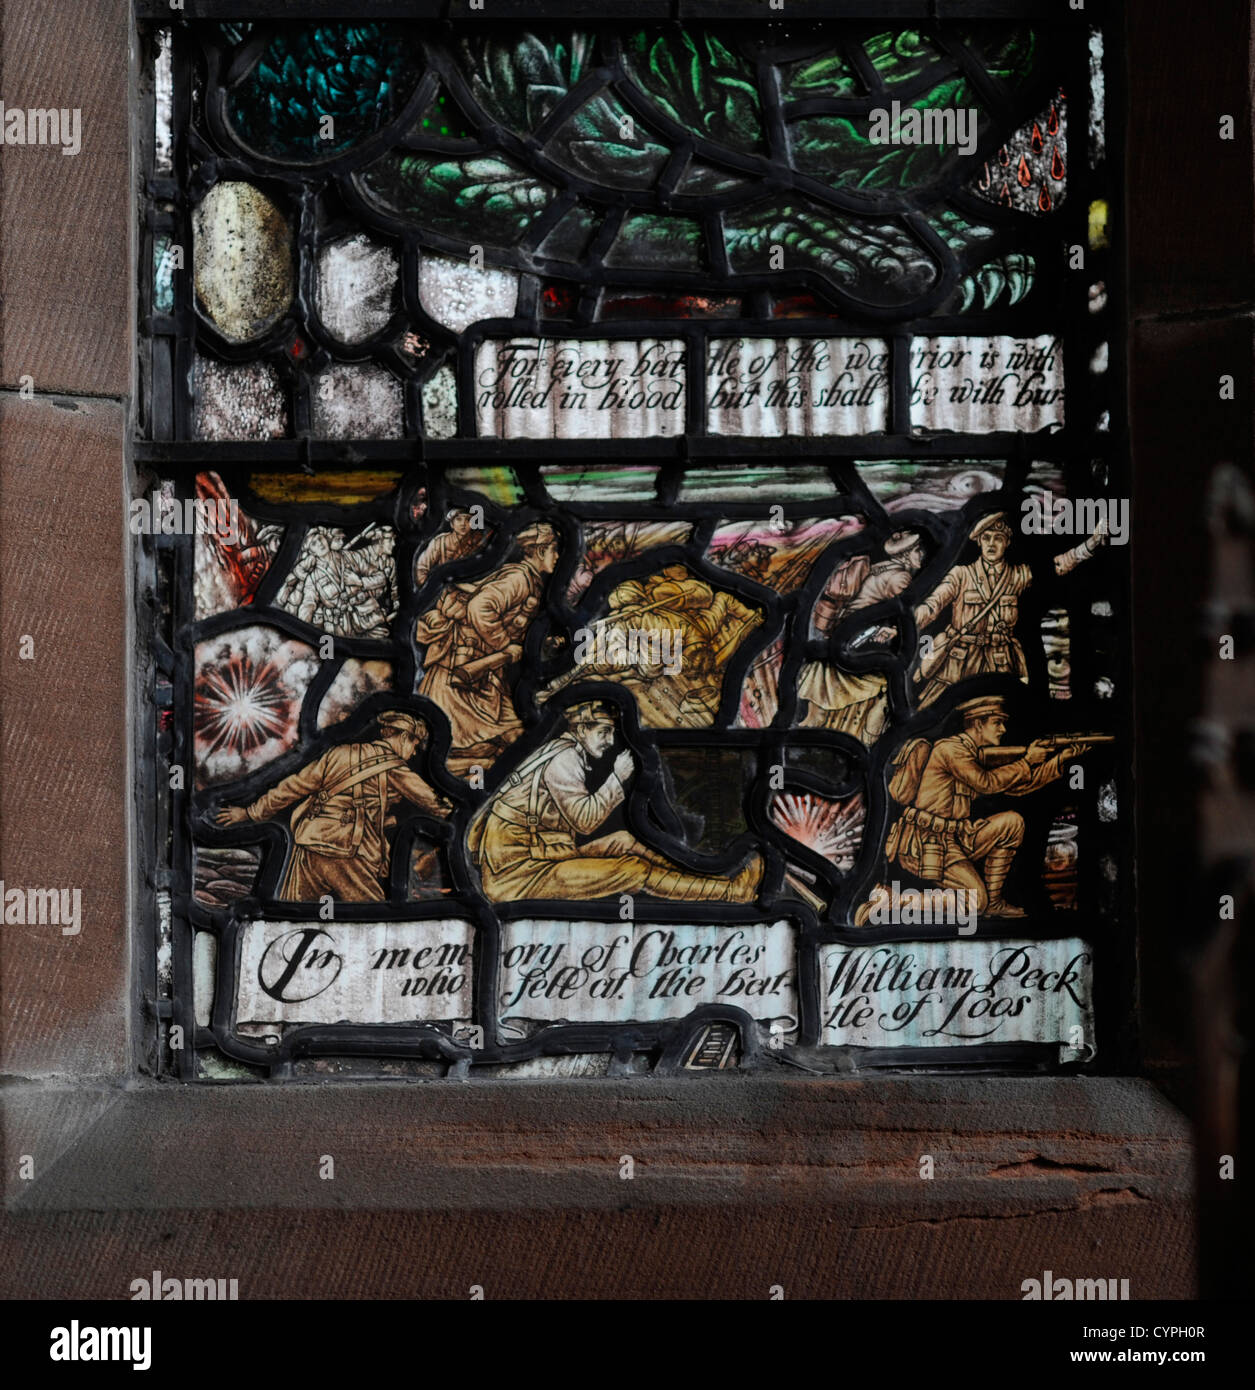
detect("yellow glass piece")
(1088, 198), (1109, 251)
(248, 471), (402, 504)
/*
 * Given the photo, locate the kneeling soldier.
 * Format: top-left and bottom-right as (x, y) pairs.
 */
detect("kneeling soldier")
(864, 695), (1082, 921)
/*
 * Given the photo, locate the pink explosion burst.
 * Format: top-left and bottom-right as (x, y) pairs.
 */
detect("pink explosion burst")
(195, 656), (293, 757)
(770, 791), (865, 870)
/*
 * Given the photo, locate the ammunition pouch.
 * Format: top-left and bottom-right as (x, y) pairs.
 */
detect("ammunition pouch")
(890, 805), (976, 878)
(487, 802), (574, 860)
(900, 805), (969, 839)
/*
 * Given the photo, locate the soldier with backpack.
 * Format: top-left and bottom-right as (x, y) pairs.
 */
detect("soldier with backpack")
(414, 521), (560, 776)
(215, 710), (453, 902)
(798, 530), (926, 742)
(913, 511), (1105, 706)
(855, 695), (1084, 923)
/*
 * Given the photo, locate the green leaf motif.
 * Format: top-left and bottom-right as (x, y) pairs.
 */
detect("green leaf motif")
(723, 200), (940, 307)
(223, 23), (419, 159)
(457, 30), (593, 133)
(216, 23), (1054, 310)
(791, 75), (984, 190)
(621, 30), (764, 154)
(547, 88), (673, 188)
(606, 213), (704, 271)
(946, 252), (1036, 312)
(925, 206), (998, 252)
(361, 153), (556, 246)
(966, 27), (1036, 88)
(780, 50), (863, 101)
(864, 29), (943, 85)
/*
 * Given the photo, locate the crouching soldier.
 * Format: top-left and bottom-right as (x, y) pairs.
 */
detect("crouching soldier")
(856, 695), (1084, 923)
(215, 710), (453, 902)
(468, 701), (762, 904)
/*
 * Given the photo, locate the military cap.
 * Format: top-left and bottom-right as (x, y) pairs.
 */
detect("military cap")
(956, 695), (1007, 723)
(884, 530), (922, 556)
(445, 506), (471, 521)
(969, 512), (1013, 541)
(566, 700), (616, 728)
(516, 521), (557, 549)
(377, 710), (427, 737)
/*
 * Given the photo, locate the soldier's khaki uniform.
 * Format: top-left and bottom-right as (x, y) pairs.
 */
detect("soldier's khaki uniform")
(799, 557), (915, 743)
(914, 536), (1092, 705)
(414, 557), (546, 771)
(584, 569), (757, 694)
(914, 559), (1033, 704)
(414, 527), (483, 586)
(468, 734), (760, 904)
(885, 731), (1068, 911)
(246, 739), (446, 902)
(545, 566), (762, 728)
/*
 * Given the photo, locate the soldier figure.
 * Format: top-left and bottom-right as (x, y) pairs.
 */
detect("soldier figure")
(914, 511), (1104, 705)
(414, 507), (486, 587)
(716, 538), (774, 585)
(275, 526), (396, 639)
(283, 530), (345, 630)
(338, 526), (397, 638)
(862, 695), (1082, 921)
(414, 521), (559, 776)
(215, 710), (452, 902)
(798, 530), (925, 743)
(468, 701), (763, 904)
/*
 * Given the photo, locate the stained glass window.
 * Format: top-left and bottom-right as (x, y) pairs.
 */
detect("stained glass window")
(136, 10), (1124, 1080)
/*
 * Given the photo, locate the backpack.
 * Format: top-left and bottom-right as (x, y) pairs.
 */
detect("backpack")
(887, 737), (931, 805)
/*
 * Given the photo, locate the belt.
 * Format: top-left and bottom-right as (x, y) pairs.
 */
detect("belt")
(489, 801), (544, 831)
(901, 805), (967, 835)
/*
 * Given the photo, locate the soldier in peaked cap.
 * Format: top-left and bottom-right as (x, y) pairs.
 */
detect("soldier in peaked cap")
(808, 529), (926, 642)
(870, 694), (1081, 920)
(913, 508), (1104, 705)
(215, 711), (452, 902)
(414, 505), (487, 587)
(969, 512), (1012, 542)
(414, 521), (561, 777)
(468, 701), (762, 904)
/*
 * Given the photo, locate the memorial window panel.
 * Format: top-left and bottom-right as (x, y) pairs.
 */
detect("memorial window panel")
(136, 10), (1125, 1080)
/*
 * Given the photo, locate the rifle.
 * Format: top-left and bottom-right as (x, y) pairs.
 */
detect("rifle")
(451, 649), (516, 686)
(979, 734), (1115, 767)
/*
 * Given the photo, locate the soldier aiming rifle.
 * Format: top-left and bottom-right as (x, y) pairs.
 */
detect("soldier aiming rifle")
(855, 696), (1109, 924)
